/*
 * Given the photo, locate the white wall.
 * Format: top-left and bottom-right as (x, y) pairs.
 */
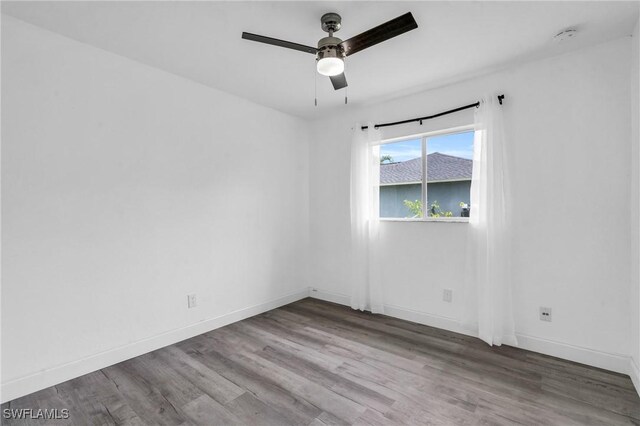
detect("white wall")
(1, 15), (309, 402)
(631, 17), (640, 392)
(309, 37), (633, 373)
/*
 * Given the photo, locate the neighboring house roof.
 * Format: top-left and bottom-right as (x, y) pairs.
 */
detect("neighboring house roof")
(380, 152), (472, 184)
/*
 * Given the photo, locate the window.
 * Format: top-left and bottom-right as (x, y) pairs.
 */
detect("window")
(379, 126), (474, 220)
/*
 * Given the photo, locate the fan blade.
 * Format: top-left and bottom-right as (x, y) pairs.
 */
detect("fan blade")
(340, 12), (418, 56)
(242, 32), (317, 54)
(330, 73), (348, 90)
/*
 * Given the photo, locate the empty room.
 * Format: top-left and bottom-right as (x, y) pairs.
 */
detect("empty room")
(2, 1), (640, 424)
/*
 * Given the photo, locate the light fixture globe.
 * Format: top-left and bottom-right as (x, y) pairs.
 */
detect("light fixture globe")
(316, 37), (345, 77)
(317, 57), (344, 76)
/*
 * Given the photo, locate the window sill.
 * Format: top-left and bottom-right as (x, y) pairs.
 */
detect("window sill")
(379, 217), (469, 223)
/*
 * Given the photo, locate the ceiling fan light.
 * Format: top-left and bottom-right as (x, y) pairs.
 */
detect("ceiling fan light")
(317, 57), (344, 76)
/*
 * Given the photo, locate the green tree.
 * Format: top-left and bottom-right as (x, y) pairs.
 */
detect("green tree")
(427, 200), (453, 218)
(403, 199), (423, 218)
(380, 155), (394, 164)
(402, 199), (457, 218)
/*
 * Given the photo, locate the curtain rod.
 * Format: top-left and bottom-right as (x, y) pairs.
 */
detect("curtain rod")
(361, 94), (505, 131)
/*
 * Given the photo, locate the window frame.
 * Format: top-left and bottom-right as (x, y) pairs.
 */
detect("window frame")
(377, 124), (475, 223)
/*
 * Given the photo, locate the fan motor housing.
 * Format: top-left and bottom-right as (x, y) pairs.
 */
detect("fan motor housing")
(317, 36), (345, 62)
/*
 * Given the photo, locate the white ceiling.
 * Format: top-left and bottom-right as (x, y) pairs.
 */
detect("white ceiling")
(3, 1), (638, 119)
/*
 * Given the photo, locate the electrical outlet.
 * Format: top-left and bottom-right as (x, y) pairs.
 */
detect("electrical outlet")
(187, 294), (197, 309)
(443, 289), (453, 303)
(539, 307), (552, 322)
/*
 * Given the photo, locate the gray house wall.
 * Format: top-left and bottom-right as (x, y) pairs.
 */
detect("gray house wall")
(379, 183), (422, 218)
(379, 180), (471, 218)
(427, 181), (471, 216)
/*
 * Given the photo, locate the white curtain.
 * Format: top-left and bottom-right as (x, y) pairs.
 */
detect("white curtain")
(462, 95), (517, 346)
(350, 123), (384, 314)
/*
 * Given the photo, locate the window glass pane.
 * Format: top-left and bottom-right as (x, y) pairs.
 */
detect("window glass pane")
(426, 131), (474, 218)
(379, 139), (423, 218)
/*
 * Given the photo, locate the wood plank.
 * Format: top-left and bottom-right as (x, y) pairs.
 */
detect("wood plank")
(211, 345), (367, 424)
(181, 394), (242, 426)
(223, 392), (294, 426)
(154, 345), (245, 405)
(184, 346), (323, 425)
(101, 363), (188, 425)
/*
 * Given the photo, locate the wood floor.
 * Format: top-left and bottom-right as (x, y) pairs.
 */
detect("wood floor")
(3, 298), (640, 425)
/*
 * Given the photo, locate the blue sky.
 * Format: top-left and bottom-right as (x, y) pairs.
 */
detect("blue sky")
(380, 131), (474, 162)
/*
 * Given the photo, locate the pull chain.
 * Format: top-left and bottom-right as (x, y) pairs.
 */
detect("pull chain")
(345, 86), (348, 105)
(314, 64), (318, 107)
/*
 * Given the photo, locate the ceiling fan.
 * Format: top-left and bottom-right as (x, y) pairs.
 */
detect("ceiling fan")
(241, 12), (418, 91)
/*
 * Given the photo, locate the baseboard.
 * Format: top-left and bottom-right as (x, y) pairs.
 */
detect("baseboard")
(1, 289), (310, 404)
(630, 357), (640, 397)
(309, 288), (474, 337)
(6, 288), (634, 403)
(309, 287), (350, 306)
(515, 333), (630, 375)
(308, 287), (632, 377)
(382, 304), (477, 338)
